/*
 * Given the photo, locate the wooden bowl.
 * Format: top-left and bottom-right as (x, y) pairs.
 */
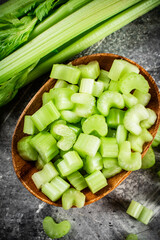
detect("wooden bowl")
(12, 53), (160, 207)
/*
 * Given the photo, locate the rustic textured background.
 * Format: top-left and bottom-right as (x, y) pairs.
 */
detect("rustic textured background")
(0, 3), (160, 240)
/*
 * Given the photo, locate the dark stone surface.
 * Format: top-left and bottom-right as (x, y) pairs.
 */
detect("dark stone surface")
(0, 4), (160, 240)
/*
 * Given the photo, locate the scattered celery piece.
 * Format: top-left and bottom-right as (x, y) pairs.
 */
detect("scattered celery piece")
(92, 81), (104, 97)
(42, 92), (53, 105)
(138, 206), (153, 225)
(108, 80), (119, 92)
(126, 234), (138, 240)
(67, 84), (79, 93)
(35, 155), (46, 170)
(116, 124), (127, 145)
(50, 120), (67, 140)
(54, 79), (69, 89)
(62, 188), (85, 210)
(61, 110), (81, 123)
(17, 136), (38, 161)
(67, 171), (87, 191)
(32, 162), (59, 189)
(141, 108), (157, 129)
(84, 152), (103, 174)
(43, 216), (71, 239)
(126, 200), (143, 219)
(31, 101), (60, 131)
(107, 108), (125, 128)
(23, 115), (38, 135)
(123, 93), (138, 108)
(50, 88), (74, 110)
(102, 158), (122, 178)
(68, 124), (81, 136)
(97, 69), (110, 90)
(85, 170), (107, 194)
(79, 78), (94, 94)
(100, 137), (118, 158)
(133, 89), (151, 106)
(78, 61), (100, 79)
(141, 146), (155, 169)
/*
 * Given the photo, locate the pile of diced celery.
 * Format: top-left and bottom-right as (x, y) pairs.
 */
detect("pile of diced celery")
(17, 59), (157, 209)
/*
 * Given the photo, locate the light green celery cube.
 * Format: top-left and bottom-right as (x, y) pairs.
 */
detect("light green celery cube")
(23, 115), (38, 135)
(100, 137), (118, 158)
(78, 61), (100, 79)
(84, 152), (103, 174)
(67, 171), (87, 191)
(85, 170), (107, 194)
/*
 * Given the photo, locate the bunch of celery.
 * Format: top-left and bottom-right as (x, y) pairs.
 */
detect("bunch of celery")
(0, 0), (159, 107)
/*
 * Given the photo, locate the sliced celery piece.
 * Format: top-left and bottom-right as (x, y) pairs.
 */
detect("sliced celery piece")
(61, 110), (81, 123)
(138, 206), (153, 225)
(92, 81), (104, 97)
(42, 92), (53, 105)
(107, 128), (117, 138)
(97, 91), (124, 116)
(102, 157), (122, 178)
(62, 188), (85, 210)
(32, 101), (60, 131)
(71, 93), (95, 118)
(50, 88), (74, 110)
(126, 234), (138, 240)
(35, 155), (46, 170)
(43, 216), (71, 239)
(32, 162), (59, 189)
(116, 124), (127, 145)
(30, 132), (59, 163)
(68, 124), (81, 136)
(152, 125), (160, 147)
(133, 89), (151, 106)
(100, 137), (118, 158)
(107, 108), (125, 128)
(78, 61), (100, 79)
(50, 64), (81, 84)
(126, 200), (143, 219)
(97, 69), (110, 90)
(82, 114), (108, 137)
(17, 136), (38, 161)
(118, 141), (141, 171)
(84, 152), (103, 174)
(67, 84), (79, 93)
(85, 170), (107, 194)
(57, 151), (83, 177)
(108, 80), (119, 92)
(67, 171), (87, 191)
(42, 176), (70, 202)
(79, 78), (94, 94)
(141, 108), (157, 129)
(123, 93), (138, 108)
(54, 79), (69, 88)
(123, 104), (149, 135)
(108, 59), (139, 81)
(119, 72), (149, 94)
(53, 158), (66, 179)
(73, 133), (101, 157)
(23, 115), (38, 135)
(50, 120), (67, 140)
(128, 128), (153, 153)
(52, 124), (77, 151)
(141, 146), (155, 169)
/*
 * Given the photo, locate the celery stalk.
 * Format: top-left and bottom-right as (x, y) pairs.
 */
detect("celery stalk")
(0, 0), (141, 83)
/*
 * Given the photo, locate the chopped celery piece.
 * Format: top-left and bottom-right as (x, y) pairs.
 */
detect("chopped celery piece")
(107, 128), (117, 138)
(50, 64), (81, 84)
(141, 108), (157, 129)
(103, 158), (119, 168)
(50, 120), (66, 140)
(67, 171), (87, 191)
(43, 216), (71, 239)
(17, 136), (38, 161)
(84, 152), (103, 174)
(54, 158), (66, 179)
(73, 133), (101, 157)
(35, 155), (46, 170)
(100, 137), (118, 158)
(54, 79), (69, 88)
(123, 104), (149, 135)
(108, 80), (119, 92)
(79, 78), (94, 94)
(62, 188), (85, 210)
(97, 91), (124, 116)
(67, 84), (79, 93)
(92, 81), (104, 97)
(116, 124), (127, 145)
(68, 124), (81, 136)
(119, 72), (149, 94)
(107, 108), (125, 128)
(141, 146), (155, 169)
(133, 89), (151, 106)
(98, 69), (110, 90)
(57, 151), (83, 177)
(123, 93), (138, 108)
(138, 206), (153, 225)
(32, 162), (59, 189)
(23, 115), (38, 135)
(82, 114), (108, 137)
(152, 125), (160, 147)
(61, 110), (81, 123)
(50, 88), (74, 110)
(71, 93), (95, 118)
(126, 200), (143, 219)
(30, 132), (59, 163)
(78, 61), (100, 79)
(85, 170), (107, 194)
(32, 101), (60, 131)
(42, 176), (70, 202)
(126, 234), (138, 240)
(102, 157), (122, 178)
(42, 92), (53, 105)
(128, 128), (153, 153)
(118, 141), (141, 171)
(52, 124), (77, 151)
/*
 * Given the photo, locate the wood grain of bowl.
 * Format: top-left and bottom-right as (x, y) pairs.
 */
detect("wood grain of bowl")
(12, 53), (160, 207)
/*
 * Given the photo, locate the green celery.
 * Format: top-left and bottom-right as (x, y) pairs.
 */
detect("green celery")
(141, 108), (157, 129)
(97, 69), (110, 90)
(79, 78), (95, 94)
(126, 234), (138, 240)
(100, 137), (118, 158)
(133, 89), (151, 106)
(152, 125), (160, 147)
(62, 188), (85, 210)
(92, 81), (104, 97)
(67, 171), (87, 191)
(126, 200), (143, 219)
(116, 124), (127, 145)
(138, 206), (153, 224)
(84, 152), (103, 174)
(78, 61), (100, 79)
(141, 146), (155, 169)
(85, 170), (107, 194)
(107, 108), (125, 128)
(23, 115), (38, 135)
(60, 110), (81, 123)
(17, 136), (38, 161)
